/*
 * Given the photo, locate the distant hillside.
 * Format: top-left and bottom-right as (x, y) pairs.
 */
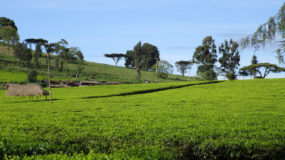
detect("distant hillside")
(0, 45), (199, 83)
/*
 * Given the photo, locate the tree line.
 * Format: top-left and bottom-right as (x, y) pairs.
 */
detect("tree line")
(0, 17), (84, 74)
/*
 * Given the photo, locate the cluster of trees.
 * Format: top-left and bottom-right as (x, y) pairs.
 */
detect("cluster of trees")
(105, 41), (161, 80)
(174, 36), (240, 80)
(104, 37), (241, 81)
(0, 17), (84, 73)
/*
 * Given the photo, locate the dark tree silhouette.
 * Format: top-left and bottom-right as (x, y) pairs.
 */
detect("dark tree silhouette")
(104, 53), (126, 66)
(175, 60), (191, 77)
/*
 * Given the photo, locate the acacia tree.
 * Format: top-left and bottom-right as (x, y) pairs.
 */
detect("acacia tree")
(218, 39), (240, 80)
(239, 63), (285, 79)
(104, 53), (125, 66)
(193, 36), (217, 80)
(24, 38), (48, 68)
(240, 3), (285, 63)
(175, 60), (191, 77)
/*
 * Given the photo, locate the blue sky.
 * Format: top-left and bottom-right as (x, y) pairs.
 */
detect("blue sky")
(2, 0), (285, 78)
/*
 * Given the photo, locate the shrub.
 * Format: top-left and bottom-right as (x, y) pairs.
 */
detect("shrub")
(27, 70), (37, 82)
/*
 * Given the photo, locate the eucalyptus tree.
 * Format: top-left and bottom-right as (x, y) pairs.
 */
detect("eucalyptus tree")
(218, 39), (240, 80)
(240, 3), (285, 64)
(104, 53), (125, 67)
(193, 36), (217, 80)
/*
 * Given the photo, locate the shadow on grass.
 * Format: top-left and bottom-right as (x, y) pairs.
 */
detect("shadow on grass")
(4, 98), (62, 103)
(82, 81), (224, 99)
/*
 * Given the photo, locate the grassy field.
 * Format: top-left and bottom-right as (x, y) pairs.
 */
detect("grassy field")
(0, 46), (193, 83)
(0, 79), (285, 159)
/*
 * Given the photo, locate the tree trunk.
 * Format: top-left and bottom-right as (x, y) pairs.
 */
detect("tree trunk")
(47, 53), (52, 103)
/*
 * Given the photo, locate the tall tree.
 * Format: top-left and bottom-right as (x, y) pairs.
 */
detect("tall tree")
(240, 3), (285, 63)
(218, 39), (240, 80)
(193, 36), (217, 80)
(104, 53), (125, 67)
(44, 43), (57, 103)
(133, 41), (145, 80)
(175, 60), (191, 77)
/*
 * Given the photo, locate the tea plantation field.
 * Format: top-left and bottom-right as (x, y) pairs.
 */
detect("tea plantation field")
(0, 79), (285, 159)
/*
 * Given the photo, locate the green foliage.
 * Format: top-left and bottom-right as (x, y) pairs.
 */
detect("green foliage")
(13, 43), (32, 67)
(218, 39), (240, 80)
(0, 26), (19, 46)
(0, 17), (17, 30)
(27, 70), (38, 82)
(124, 50), (135, 68)
(125, 42), (159, 72)
(239, 63), (285, 78)
(193, 36), (217, 80)
(0, 80), (285, 159)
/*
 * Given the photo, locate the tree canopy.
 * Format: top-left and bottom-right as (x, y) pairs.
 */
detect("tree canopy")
(239, 63), (285, 79)
(104, 53), (126, 66)
(175, 60), (192, 77)
(218, 39), (240, 80)
(0, 17), (17, 30)
(125, 42), (159, 70)
(193, 36), (217, 80)
(0, 26), (19, 46)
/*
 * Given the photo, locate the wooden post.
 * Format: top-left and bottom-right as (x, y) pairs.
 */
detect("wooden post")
(47, 53), (52, 103)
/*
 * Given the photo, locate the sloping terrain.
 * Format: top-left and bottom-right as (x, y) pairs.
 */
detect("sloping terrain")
(0, 79), (285, 159)
(0, 46), (193, 83)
